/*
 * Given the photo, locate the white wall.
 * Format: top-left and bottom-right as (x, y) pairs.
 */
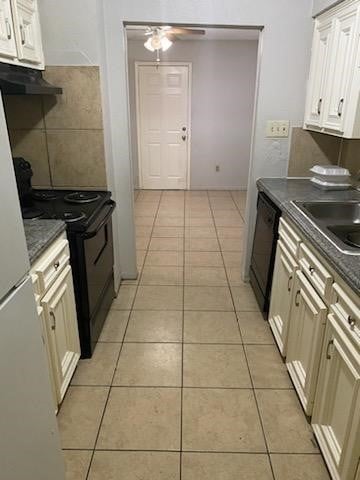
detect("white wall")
(128, 39), (258, 190)
(39, 0), (100, 65)
(40, 0), (314, 280)
(312, 0), (342, 15)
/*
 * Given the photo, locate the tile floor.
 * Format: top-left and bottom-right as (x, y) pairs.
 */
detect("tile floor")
(59, 190), (330, 479)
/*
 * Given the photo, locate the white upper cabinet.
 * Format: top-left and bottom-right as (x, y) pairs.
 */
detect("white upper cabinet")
(304, 16), (334, 129)
(11, 0), (43, 65)
(0, 0), (44, 68)
(304, 0), (360, 138)
(0, 0), (16, 58)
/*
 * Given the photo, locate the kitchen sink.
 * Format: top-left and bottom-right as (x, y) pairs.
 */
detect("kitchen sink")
(293, 201), (360, 254)
(299, 201), (360, 225)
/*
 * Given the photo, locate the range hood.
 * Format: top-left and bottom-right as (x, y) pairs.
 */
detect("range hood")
(0, 63), (62, 95)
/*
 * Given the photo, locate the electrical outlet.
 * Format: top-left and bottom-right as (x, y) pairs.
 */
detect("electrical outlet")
(266, 120), (290, 138)
(215, 165), (220, 172)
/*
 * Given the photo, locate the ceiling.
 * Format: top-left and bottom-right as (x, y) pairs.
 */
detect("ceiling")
(126, 26), (260, 42)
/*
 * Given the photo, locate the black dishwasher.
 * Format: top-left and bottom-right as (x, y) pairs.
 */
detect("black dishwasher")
(249, 192), (281, 316)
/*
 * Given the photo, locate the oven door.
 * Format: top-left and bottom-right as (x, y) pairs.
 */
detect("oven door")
(82, 201), (115, 317)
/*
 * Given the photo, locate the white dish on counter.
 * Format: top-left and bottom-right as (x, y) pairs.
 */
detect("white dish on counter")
(310, 177), (352, 190)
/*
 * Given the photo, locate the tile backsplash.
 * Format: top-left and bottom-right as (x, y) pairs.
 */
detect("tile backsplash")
(4, 66), (107, 189)
(287, 127), (360, 178)
(287, 128), (341, 176)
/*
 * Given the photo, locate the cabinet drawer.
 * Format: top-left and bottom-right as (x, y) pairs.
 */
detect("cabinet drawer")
(330, 282), (360, 343)
(278, 217), (302, 258)
(32, 238), (70, 295)
(299, 243), (333, 300)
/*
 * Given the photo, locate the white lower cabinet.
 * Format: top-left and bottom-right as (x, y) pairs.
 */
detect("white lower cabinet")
(312, 313), (360, 480)
(268, 214), (360, 479)
(41, 265), (80, 404)
(31, 234), (80, 409)
(269, 239), (298, 356)
(286, 270), (327, 415)
(37, 304), (58, 412)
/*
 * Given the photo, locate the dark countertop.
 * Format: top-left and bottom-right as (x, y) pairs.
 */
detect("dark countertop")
(257, 178), (360, 295)
(23, 219), (66, 265)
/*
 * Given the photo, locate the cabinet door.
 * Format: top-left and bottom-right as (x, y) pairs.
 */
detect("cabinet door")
(37, 305), (58, 412)
(42, 265), (80, 403)
(268, 239), (298, 356)
(304, 16), (333, 129)
(286, 270), (327, 415)
(11, 0), (43, 65)
(312, 313), (360, 480)
(322, 3), (359, 134)
(0, 0), (16, 58)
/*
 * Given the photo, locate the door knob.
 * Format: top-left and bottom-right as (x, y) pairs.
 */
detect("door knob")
(182, 126), (187, 131)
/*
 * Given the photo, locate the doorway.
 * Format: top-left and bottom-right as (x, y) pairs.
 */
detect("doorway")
(135, 62), (191, 189)
(126, 25), (260, 194)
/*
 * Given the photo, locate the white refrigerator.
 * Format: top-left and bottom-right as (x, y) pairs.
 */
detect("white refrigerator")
(0, 95), (65, 479)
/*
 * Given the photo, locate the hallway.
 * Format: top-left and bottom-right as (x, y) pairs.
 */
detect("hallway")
(59, 190), (330, 479)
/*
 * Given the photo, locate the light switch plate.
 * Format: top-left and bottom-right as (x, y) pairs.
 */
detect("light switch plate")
(266, 120), (290, 138)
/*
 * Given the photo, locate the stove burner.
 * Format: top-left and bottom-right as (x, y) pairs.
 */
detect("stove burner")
(61, 211), (86, 223)
(64, 192), (101, 204)
(346, 232), (360, 249)
(22, 207), (44, 220)
(32, 191), (59, 201)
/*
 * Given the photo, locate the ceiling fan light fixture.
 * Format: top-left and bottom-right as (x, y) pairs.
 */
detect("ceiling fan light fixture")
(144, 37), (155, 52)
(160, 36), (172, 51)
(144, 29), (173, 53)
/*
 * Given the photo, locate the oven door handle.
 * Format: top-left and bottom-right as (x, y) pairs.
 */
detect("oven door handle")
(83, 201), (115, 239)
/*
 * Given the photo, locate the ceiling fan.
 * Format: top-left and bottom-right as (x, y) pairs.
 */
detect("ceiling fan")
(127, 25), (205, 61)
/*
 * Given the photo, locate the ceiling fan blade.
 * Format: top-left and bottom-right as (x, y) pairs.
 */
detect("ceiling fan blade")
(169, 27), (205, 35)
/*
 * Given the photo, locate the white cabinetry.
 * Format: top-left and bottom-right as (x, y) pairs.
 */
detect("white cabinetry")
(304, 0), (360, 138)
(42, 265), (80, 403)
(31, 234), (80, 408)
(10, 0), (43, 64)
(304, 15), (334, 129)
(268, 239), (298, 356)
(286, 270), (327, 415)
(312, 306), (360, 480)
(269, 214), (360, 479)
(0, 0), (43, 68)
(0, 0), (16, 58)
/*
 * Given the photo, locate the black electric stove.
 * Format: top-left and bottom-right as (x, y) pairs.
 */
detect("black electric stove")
(13, 158), (116, 358)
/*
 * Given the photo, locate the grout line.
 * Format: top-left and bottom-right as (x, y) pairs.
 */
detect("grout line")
(179, 190), (186, 480)
(64, 446), (326, 455)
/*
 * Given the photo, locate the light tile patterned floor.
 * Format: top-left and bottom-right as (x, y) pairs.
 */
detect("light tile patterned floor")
(59, 190), (331, 480)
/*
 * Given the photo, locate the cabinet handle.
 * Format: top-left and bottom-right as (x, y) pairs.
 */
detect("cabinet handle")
(182, 135), (186, 141)
(20, 24), (25, 45)
(54, 261), (60, 271)
(337, 98), (344, 117)
(287, 275), (293, 292)
(309, 266), (315, 275)
(348, 315), (356, 330)
(326, 339), (334, 359)
(317, 98), (322, 115)
(295, 289), (301, 307)
(50, 311), (56, 331)
(5, 19), (11, 40)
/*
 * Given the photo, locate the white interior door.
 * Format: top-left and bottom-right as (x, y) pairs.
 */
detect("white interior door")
(136, 64), (190, 190)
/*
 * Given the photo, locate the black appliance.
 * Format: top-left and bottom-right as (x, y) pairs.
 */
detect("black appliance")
(249, 192), (281, 316)
(0, 63), (62, 95)
(13, 158), (115, 358)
